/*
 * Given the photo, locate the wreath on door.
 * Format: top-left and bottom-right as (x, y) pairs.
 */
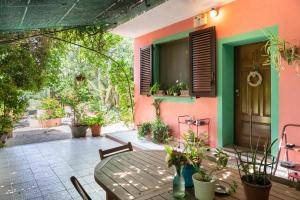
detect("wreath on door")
(247, 71), (262, 87)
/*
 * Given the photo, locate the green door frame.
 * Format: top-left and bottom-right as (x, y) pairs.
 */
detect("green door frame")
(217, 26), (279, 156)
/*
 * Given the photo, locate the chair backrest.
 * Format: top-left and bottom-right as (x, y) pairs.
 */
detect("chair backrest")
(70, 176), (92, 200)
(99, 142), (133, 160)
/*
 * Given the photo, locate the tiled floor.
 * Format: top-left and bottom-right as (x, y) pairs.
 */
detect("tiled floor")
(0, 137), (122, 200)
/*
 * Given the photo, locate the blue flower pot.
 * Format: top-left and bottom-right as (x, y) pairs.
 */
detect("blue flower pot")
(182, 164), (196, 188)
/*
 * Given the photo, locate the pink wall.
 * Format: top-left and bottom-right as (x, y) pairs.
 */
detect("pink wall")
(134, 0), (300, 156)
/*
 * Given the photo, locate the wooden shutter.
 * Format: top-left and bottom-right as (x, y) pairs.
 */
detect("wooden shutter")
(189, 26), (216, 97)
(140, 45), (152, 95)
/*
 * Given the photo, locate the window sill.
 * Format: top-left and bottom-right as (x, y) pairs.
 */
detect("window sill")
(153, 95), (196, 103)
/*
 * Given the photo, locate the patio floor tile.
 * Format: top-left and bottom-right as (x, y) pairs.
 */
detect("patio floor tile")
(0, 137), (122, 199)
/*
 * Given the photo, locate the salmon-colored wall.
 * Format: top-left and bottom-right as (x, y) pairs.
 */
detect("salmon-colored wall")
(134, 0), (300, 158)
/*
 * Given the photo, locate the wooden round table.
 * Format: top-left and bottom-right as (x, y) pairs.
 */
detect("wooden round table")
(94, 150), (187, 200)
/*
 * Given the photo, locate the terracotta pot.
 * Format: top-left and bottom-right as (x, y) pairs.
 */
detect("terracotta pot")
(180, 90), (189, 97)
(91, 124), (101, 137)
(145, 134), (152, 141)
(242, 176), (272, 200)
(156, 90), (164, 96)
(40, 118), (62, 128)
(70, 125), (88, 138)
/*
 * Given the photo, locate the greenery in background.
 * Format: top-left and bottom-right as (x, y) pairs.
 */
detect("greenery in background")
(137, 122), (152, 138)
(43, 26), (134, 124)
(38, 98), (65, 120)
(151, 118), (169, 144)
(0, 36), (49, 137)
(0, 26), (134, 138)
(60, 80), (91, 125)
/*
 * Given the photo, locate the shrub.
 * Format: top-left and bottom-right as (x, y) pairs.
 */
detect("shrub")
(38, 98), (65, 120)
(137, 122), (152, 138)
(151, 119), (169, 144)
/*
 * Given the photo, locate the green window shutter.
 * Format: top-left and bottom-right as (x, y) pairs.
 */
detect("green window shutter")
(140, 45), (152, 95)
(189, 26), (216, 97)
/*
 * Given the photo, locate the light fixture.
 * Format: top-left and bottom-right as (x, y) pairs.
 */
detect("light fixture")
(209, 8), (218, 18)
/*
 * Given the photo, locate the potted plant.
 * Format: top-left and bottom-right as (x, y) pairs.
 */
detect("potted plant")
(37, 98), (65, 128)
(265, 33), (300, 72)
(182, 130), (206, 188)
(179, 82), (189, 97)
(192, 148), (230, 200)
(165, 146), (187, 198)
(0, 115), (13, 144)
(151, 118), (169, 144)
(85, 113), (104, 137)
(150, 82), (163, 95)
(61, 79), (91, 138)
(233, 139), (277, 200)
(137, 122), (152, 140)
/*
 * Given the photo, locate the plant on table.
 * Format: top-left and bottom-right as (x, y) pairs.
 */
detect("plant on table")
(192, 148), (236, 200)
(165, 145), (188, 198)
(233, 139), (277, 200)
(137, 122), (152, 139)
(151, 118), (169, 144)
(182, 130), (206, 188)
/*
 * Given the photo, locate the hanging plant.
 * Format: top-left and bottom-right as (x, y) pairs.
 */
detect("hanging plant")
(75, 74), (86, 82)
(265, 33), (300, 72)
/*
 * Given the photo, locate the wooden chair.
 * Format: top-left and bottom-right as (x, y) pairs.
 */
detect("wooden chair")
(99, 142), (133, 160)
(70, 176), (92, 200)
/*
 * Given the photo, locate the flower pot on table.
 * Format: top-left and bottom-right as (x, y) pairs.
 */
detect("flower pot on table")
(242, 175), (272, 200)
(182, 164), (196, 188)
(192, 173), (216, 200)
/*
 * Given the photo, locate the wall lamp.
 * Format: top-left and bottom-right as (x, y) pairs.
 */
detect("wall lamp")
(209, 8), (218, 18)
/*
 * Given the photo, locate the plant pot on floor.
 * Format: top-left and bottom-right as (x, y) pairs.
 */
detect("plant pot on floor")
(192, 174), (216, 200)
(40, 118), (62, 128)
(242, 176), (272, 200)
(70, 125), (88, 138)
(91, 124), (101, 137)
(1, 133), (8, 144)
